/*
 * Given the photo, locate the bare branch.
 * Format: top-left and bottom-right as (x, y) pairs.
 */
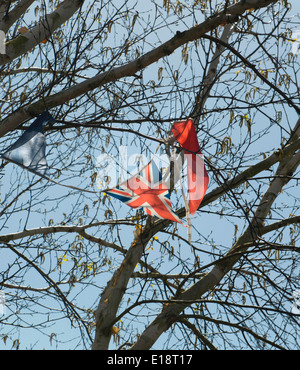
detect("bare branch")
(1, 0), (85, 66)
(130, 142), (300, 349)
(0, 0), (35, 33)
(0, 0), (280, 138)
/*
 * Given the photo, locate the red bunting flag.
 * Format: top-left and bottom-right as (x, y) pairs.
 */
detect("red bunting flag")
(172, 118), (209, 215)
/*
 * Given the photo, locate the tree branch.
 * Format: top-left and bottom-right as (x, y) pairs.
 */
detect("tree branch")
(130, 139), (300, 349)
(0, 0), (35, 33)
(176, 317), (218, 350)
(0, 0), (280, 138)
(202, 34), (300, 115)
(260, 216), (300, 236)
(5, 242), (92, 341)
(0, 0), (85, 66)
(191, 23), (235, 127)
(179, 314), (286, 350)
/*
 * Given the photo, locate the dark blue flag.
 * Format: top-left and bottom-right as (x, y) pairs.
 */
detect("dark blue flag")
(1, 111), (54, 178)
(1, 111), (98, 194)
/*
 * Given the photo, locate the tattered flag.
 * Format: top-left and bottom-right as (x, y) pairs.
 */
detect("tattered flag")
(106, 160), (185, 225)
(172, 118), (209, 215)
(1, 111), (54, 178)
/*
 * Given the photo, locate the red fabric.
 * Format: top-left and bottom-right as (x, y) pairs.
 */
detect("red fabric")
(172, 118), (209, 215)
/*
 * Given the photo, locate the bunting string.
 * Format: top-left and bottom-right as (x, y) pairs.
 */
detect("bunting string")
(1, 112), (209, 228)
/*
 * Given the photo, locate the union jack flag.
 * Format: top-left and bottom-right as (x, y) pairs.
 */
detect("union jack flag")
(106, 160), (184, 225)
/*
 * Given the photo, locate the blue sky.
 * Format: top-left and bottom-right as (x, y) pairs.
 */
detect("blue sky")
(0, 0), (299, 350)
